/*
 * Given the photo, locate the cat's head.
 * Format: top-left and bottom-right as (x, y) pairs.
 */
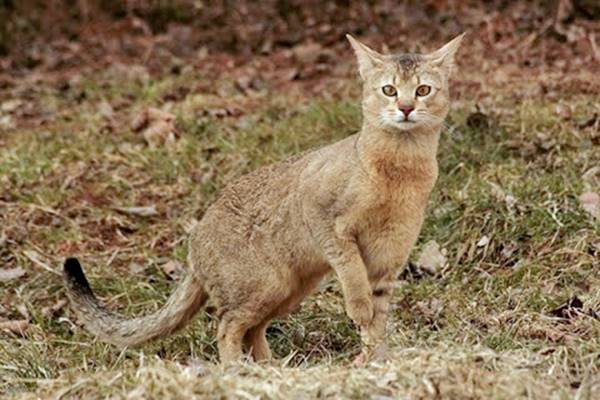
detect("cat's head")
(347, 33), (465, 133)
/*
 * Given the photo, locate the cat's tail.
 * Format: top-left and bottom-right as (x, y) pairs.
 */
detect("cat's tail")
(63, 257), (208, 348)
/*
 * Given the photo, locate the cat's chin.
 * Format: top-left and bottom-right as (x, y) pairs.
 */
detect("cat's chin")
(386, 121), (419, 132)
(395, 122), (417, 131)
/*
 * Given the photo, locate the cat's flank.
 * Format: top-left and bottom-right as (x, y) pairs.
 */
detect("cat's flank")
(64, 33), (465, 363)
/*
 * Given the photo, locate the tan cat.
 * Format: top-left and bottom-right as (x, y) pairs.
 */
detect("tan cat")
(63, 33), (465, 363)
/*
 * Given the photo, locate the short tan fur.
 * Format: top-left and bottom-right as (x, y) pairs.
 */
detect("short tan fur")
(63, 33), (465, 363)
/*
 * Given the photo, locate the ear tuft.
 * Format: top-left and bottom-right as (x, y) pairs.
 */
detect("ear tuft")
(346, 34), (385, 80)
(427, 32), (466, 74)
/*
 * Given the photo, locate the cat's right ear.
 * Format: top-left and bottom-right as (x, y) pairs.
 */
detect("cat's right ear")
(346, 34), (385, 80)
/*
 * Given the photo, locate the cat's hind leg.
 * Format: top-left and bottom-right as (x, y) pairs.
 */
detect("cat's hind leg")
(217, 309), (258, 363)
(216, 287), (289, 363)
(243, 319), (272, 362)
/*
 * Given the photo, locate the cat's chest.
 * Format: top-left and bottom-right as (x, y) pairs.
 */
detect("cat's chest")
(360, 187), (430, 239)
(362, 160), (437, 223)
(355, 174), (436, 270)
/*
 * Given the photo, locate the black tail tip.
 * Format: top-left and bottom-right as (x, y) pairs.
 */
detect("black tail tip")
(64, 257), (91, 291)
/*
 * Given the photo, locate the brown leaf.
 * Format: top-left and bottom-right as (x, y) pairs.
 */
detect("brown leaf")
(41, 299), (68, 318)
(98, 100), (115, 120)
(416, 240), (447, 275)
(292, 41), (324, 64)
(128, 262), (146, 275)
(0, 115), (15, 130)
(582, 166), (600, 183)
(280, 67), (299, 81)
(131, 107), (178, 147)
(16, 304), (30, 320)
(161, 260), (185, 281)
(1, 99), (23, 113)
(579, 192), (599, 219)
(0, 319), (30, 335)
(416, 298), (444, 319)
(0, 267), (26, 282)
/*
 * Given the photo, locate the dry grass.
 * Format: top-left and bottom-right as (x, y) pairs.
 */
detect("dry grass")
(11, 345), (600, 399)
(1, 48), (599, 399)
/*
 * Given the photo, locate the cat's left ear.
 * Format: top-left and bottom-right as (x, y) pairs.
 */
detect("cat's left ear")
(426, 33), (466, 74)
(346, 34), (385, 80)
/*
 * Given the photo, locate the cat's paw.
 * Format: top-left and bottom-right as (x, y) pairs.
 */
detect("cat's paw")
(352, 344), (390, 366)
(346, 296), (374, 327)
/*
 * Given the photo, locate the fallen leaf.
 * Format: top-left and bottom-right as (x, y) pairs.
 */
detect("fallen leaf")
(114, 205), (158, 217)
(1, 99), (23, 113)
(477, 236), (490, 247)
(98, 100), (115, 120)
(554, 104), (572, 120)
(416, 240), (447, 275)
(16, 304), (30, 319)
(555, 0), (573, 23)
(161, 260), (185, 281)
(488, 182), (517, 209)
(292, 41), (325, 64)
(579, 192), (599, 219)
(0, 319), (30, 335)
(582, 166), (600, 183)
(41, 299), (68, 318)
(131, 107), (178, 147)
(0, 267), (26, 282)
(0, 115), (15, 130)
(416, 298), (444, 319)
(280, 67), (299, 81)
(128, 262), (146, 275)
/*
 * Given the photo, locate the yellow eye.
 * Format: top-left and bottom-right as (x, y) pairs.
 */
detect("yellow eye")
(382, 85), (397, 97)
(416, 85), (431, 97)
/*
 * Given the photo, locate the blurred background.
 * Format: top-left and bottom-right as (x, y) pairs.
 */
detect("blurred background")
(1, 0), (599, 75)
(1, 0), (599, 133)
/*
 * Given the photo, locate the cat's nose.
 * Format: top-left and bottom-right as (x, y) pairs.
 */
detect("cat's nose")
(398, 105), (414, 117)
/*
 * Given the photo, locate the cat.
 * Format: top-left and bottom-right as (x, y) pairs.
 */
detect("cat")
(63, 33), (465, 364)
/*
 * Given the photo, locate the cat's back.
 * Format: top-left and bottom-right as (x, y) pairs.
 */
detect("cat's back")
(200, 135), (354, 229)
(219, 134), (358, 206)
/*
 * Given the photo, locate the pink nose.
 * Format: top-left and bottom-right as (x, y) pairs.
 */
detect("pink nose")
(398, 106), (414, 117)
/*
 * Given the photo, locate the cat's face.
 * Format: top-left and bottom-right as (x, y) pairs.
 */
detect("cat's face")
(348, 34), (464, 132)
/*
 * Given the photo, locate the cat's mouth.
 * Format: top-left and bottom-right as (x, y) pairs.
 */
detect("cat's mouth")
(391, 115), (416, 124)
(381, 113), (421, 131)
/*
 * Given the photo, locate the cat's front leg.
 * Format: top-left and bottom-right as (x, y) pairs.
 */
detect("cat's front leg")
(304, 201), (374, 338)
(354, 275), (394, 365)
(321, 236), (374, 328)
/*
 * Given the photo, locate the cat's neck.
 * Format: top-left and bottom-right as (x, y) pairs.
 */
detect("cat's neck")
(355, 124), (440, 184)
(357, 121), (441, 165)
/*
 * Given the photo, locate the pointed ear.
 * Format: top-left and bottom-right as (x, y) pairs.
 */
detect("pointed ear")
(426, 33), (466, 73)
(346, 34), (385, 80)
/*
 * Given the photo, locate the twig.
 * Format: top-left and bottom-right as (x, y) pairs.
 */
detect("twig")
(23, 250), (61, 276)
(589, 33), (600, 63)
